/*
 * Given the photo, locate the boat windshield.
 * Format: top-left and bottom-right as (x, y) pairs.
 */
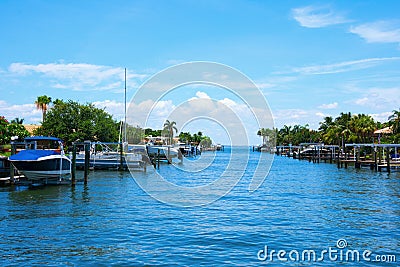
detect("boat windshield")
(26, 140), (60, 150)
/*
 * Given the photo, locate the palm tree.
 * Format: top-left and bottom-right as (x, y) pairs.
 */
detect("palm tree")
(257, 128), (267, 145)
(11, 118), (24, 124)
(349, 114), (376, 143)
(319, 116), (333, 132)
(323, 124), (342, 145)
(35, 95), (52, 122)
(163, 120), (178, 145)
(388, 109), (400, 134)
(281, 125), (292, 145)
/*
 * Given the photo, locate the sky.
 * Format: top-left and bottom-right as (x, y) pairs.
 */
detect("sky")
(1, 0), (400, 145)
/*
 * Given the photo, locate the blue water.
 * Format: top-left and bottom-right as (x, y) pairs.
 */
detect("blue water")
(0, 147), (399, 266)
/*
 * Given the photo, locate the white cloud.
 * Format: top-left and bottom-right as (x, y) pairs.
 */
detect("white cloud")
(126, 99), (176, 129)
(0, 101), (42, 123)
(126, 91), (272, 145)
(350, 20), (400, 44)
(370, 111), (393, 123)
(273, 109), (324, 129)
(8, 62), (147, 91)
(315, 112), (328, 118)
(318, 102), (338, 109)
(352, 87), (400, 109)
(355, 97), (369, 106)
(291, 57), (400, 75)
(93, 100), (125, 120)
(274, 109), (308, 120)
(292, 5), (350, 28)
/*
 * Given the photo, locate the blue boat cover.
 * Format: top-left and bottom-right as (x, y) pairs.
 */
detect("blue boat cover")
(24, 136), (62, 142)
(9, 149), (60, 161)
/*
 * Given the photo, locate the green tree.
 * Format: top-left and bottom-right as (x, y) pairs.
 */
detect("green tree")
(178, 131), (192, 143)
(349, 114), (376, 143)
(34, 99), (119, 145)
(7, 123), (29, 141)
(126, 124), (145, 144)
(319, 116), (334, 132)
(0, 116), (9, 145)
(35, 95), (52, 122)
(11, 118), (24, 124)
(199, 136), (212, 148)
(257, 128), (276, 147)
(0, 116), (29, 145)
(144, 128), (162, 137)
(388, 108), (400, 134)
(163, 120), (178, 145)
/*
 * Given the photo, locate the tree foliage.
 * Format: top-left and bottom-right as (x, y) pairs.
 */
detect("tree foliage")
(257, 128), (277, 148)
(275, 110), (400, 146)
(163, 120), (178, 145)
(144, 128), (162, 137)
(34, 99), (119, 145)
(126, 124), (145, 144)
(0, 116), (29, 145)
(177, 131), (211, 146)
(35, 95), (52, 122)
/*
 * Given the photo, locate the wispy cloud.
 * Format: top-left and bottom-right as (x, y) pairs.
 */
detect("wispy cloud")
(0, 100), (42, 123)
(370, 111), (393, 123)
(315, 112), (329, 118)
(8, 62), (147, 91)
(318, 102), (338, 109)
(292, 5), (350, 28)
(291, 57), (400, 75)
(350, 20), (400, 44)
(352, 87), (400, 110)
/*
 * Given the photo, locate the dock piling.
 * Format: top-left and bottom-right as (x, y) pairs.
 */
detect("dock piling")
(386, 147), (391, 174)
(157, 149), (160, 169)
(119, 142), (123, 171)
(84, 141), (90, 184)
(71, 143), (76, 186)
(10, 142), (16, 184)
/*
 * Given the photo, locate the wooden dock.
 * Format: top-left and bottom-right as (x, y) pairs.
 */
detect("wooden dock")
(273, 143), (400, 173)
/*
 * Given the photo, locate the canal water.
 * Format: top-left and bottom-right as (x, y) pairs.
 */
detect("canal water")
(0, 147), (398, 266)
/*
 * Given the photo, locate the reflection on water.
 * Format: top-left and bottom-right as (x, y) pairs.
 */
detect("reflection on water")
(0, 148), (398, 266)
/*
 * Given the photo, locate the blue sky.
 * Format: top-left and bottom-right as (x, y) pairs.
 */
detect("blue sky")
(1, 0), (400, 144)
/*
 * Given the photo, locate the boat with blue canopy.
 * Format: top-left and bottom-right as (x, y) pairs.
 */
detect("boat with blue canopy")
(9, 136), (71, 184)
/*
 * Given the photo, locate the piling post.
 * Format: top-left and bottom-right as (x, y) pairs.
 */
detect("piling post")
(355, 147), (360, 169)
(71, 143), (76, 186)
(167, 146), (171, 164)
(119, 142), (123, 171)
(312, 147), (316, 163)
(386, 147), (391, 174)
(378, 147), (382, 165)
(10, 142), (16, 184)
(373, 147), (377, 171)
(337, 148), (341, 169)
(157, 149), (160, 169)
(84, 141), (90, 185)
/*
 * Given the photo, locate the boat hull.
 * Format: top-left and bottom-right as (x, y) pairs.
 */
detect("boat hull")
(10, 155), (71, 183)
(74, 152), (147, 170)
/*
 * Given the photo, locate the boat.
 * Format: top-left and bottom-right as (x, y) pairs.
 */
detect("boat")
(0, 155), (11, 178)
(9, 136), (71, 184)
(176, 142), (200, 157)
(146, 144), (180, 160)
(73, 142), (148, 170)
(216, 144), (224, 151)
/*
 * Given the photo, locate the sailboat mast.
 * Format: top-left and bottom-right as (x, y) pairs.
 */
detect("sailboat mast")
(124, 68), (127, 144)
